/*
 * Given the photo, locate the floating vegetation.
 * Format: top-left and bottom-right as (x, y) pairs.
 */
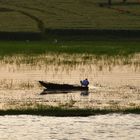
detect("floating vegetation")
(0, 53), (139, 70)
(0, 104), (140, 116)
(0, 79), (37, 90)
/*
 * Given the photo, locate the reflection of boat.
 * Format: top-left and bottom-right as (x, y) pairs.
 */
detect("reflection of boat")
(39, 81), (88, 94)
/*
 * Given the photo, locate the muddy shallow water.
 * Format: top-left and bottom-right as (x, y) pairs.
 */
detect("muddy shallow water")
(0, 53), (139, 109)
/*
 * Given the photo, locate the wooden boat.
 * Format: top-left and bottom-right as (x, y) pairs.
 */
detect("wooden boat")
(39, 81), (88, 94)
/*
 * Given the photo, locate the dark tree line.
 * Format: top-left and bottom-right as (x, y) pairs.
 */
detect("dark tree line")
(108, 0), (127, 5)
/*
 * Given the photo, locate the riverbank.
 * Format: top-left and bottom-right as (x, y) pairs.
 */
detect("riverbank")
(0, 105), (140, 116)
(0, 40), (140, 57)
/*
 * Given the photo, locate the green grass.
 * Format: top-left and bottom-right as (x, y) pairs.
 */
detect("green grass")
(0, 40), (140, 56)
(0, 105), (140, 116)
(0, 0), (140, 32)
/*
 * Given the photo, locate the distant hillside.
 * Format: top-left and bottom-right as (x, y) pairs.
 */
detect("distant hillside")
(0, 0), (140, 32)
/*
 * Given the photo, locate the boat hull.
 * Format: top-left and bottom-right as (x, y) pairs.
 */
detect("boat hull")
(39, 81), (88, 91)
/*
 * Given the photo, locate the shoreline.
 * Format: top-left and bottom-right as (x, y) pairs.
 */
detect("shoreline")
(0, 29), (140, 41)
(0, 106), (140, 116)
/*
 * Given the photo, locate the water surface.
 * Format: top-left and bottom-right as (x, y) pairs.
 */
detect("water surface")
(0, 53), (139, 109)
(0, 114), (139, 140)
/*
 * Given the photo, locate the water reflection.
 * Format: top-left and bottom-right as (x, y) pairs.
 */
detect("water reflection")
(80, 91), (89, 96)
(40, 89), (70, 95)
(40, 89), (89, 96)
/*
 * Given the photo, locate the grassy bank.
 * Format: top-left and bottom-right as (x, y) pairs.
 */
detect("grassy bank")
(0, 106), (140, 116)
(0, 40), (140, 56)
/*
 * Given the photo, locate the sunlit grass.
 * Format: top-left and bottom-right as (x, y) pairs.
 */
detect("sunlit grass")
(0, 50), (139, 70)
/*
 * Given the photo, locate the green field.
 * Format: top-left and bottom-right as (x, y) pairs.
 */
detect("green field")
(0, 0), (140, 32)
(0, 40), (140, 56)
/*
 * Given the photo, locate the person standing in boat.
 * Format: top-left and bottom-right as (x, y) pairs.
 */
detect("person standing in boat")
(80, 78), (89, 87)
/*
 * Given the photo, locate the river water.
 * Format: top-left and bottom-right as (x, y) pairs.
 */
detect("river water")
(0, 53), (139, 109)
(0, 51), (139, 139)
(0, 114), (140, 140)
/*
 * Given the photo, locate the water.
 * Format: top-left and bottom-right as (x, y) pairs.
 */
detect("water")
(0, 114), (139, 140)
(0, 50), (139, 140)
(0, 53), (139, 109)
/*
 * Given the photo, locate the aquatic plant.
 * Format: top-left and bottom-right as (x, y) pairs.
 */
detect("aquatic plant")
(0, 104), (139, 116)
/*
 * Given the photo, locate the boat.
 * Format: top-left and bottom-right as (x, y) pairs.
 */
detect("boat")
(39, 81), (88, 94)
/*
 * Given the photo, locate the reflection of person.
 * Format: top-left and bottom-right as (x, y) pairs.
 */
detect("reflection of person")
(81, 90), (89, 96)
(80, 78), (89, 87)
